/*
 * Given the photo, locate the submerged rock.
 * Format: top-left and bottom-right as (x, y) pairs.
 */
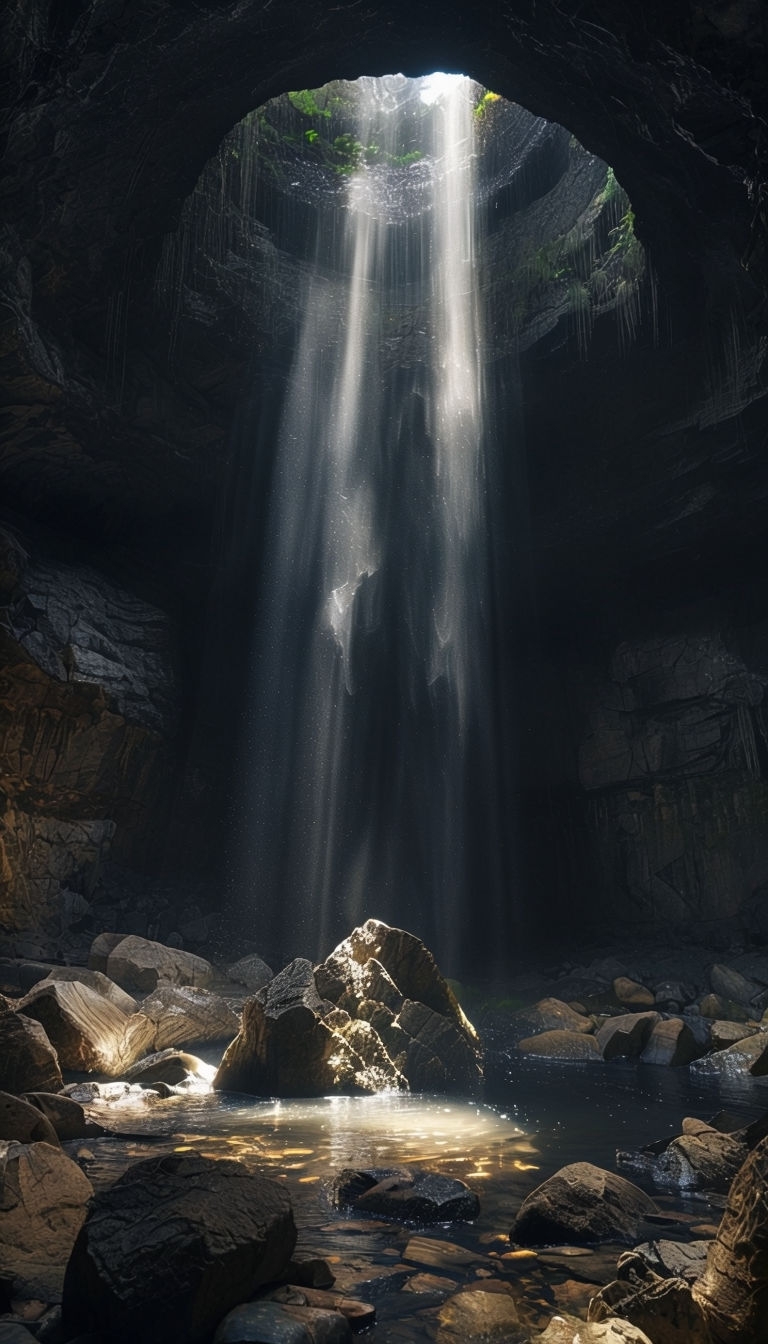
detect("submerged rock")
(332, 1165), (480, 1223)
(511, 1162), (658, 1247)
(62, 1154), (296, 1343)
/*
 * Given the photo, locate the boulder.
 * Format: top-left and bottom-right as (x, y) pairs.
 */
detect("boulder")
(623, 1240), (710, 1284)
(21, 1092), (94, 1140)
(507, 998), (594, 1042)
(691, 1029), (768, 1078)
(613, 978), (655, 1008)
(653, 981), (695, 1010)
(617, 1129), (748, 1193)
(265, 1284), (375, 1330)
(214, 1300), (351, 1343)
(316, 920), (478, 1048)
(596, 1012), (660, 1060)
(709, 963), (768, 1013)
(436, 1287), (525, 1343)
(396, 998), (482, 1093)
(710, 1019), (757, 1050)
(88, 932), (127, 974)
(639, 1018), (702, 1066)
(0, 1325), (39, 1344)
(332, 1166), (480, 1223)
(693, 1134), (768, 1342)
(123, 1049), (214, 1087)
(16, 980), (154, 1076)
(36, 967), (137, 1014)
(0, 1140), (93, 1301)
(588, 1266), (707, 1344)
(517, 1030), (602, 1061)
(105, 936), (214, 993)
(215, 960), (404, 1097)
(0, 1092), (59, 1146)
(0, 999), (62, 1095)
(511, 1163), (658, 1246)
(138, 985), (239, 1051)
(226, 954), (274, 993)
(62, 1154), (296, 1343)
(698, 993), (751, 1023)
(533, 1316), (654, 1344)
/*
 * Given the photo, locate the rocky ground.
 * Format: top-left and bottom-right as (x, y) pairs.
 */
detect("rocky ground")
(0, 920), (767, 1341)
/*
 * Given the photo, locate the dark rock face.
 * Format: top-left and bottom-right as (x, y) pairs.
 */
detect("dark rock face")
(62, 1154), (296, 1344)
(216, 923), (482, 1096)
(332, 1166), (480, 1224)
(511, 1162), (658, 1247)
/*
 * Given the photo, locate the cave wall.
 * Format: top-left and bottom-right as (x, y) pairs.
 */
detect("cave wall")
(1, 1), (767, 954)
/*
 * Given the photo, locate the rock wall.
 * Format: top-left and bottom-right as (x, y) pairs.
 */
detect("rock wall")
(0, 529), (178, 945)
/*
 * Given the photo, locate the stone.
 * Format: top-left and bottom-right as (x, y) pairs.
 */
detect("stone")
(691, 1029), (768, 1078)
(16, 980), (154, 1076)
(0, 1092), (59, 1146)
(227, 953), (274, 992)
(617, 1129), (748, 1193)
(214, 1300), (351, 1343)
(37, 966), (137, 1014)
(396, 998), (482, 1093)
(138, 984), (239, 1050)
(623, 1240), (710, 1284)
(436, 1287), (525, 1343)
(20, 1092), (93, 1140)
(709, 963), (768, 1013)
(105, 935), (214, 992)
(0, 1140), (93, 1302)
(62, 1154), (296, 1343)
(278, 1260), (336, 1290)
(403, 1235), (487, 1270)
(503, 997), (594, 1042)
(0, 999), (62, 1095)
(698, 993), (751, 1023)
(517, 1029), (602, 1061)
(653, 981), (695, 1009)
(511, 1163), (658, 1247)
(588, 1268), (708, 1344)
(639, 1018), (702, 1066)
(0, 1327), (39, 1344)
(533, 1317), (654, 1344)
(123, 1049), (214, 1086)
(710, 1019), (757, 1049)
(265, 1285), (375, 1330)
(596, 1011), (660, 1059)
(88, 932), (127, 975)
(332, 1166), (480, 1223)
(692, 1134), (768, 1342)
(613, 977), (655, 1008)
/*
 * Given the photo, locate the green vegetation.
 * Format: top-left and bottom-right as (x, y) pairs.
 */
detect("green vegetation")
(474, 90), (501, 118)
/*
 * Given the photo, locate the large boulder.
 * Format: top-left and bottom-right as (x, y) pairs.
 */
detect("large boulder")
(639, 1018), (702, 1066)
(0, 1140), (93, 1301)
(215, 959), (404, 1097)
(38, 966), (137, 1015)
(104, 935), (214, 993)
(511, 1163), (658, 1247)
(216, 924), (482, 1097)
(516, 1029), (601, 1061)
(139, 985), (239, 1051)
(62, 1154), (296, 1344)
(0, 997), (62, 1095)
(596, 1012), (661, 1060)
(16, 980), (154, 1076)
(709, 963), (768, 1014)
(507, 997), (594, 1043)
(20, 1091), (92, 1140)
(617, 1126), (749, 1194)
(0, 1091), (59, 1146)
(214, 1300), (351, 1343)
(692, 1134), (768, 1342)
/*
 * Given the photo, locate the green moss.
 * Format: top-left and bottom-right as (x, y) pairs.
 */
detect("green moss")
(474, 90), (501, 118)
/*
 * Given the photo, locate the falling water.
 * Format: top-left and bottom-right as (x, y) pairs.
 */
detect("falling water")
(236, 75), (508, 971)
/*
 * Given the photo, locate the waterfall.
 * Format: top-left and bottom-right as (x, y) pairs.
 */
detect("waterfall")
(236, 74), (507, 971)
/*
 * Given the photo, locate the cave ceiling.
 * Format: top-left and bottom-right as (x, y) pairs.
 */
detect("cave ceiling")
(1, 1), (766, 615)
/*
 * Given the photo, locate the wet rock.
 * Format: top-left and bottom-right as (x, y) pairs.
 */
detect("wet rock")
(517, 1029), (602, 1061)
(534, 1316), (654, 1343)
(613, 978), (655, 1008)
(596, 1011), (660, 1060)
(332, 1166), (480, 1223)
(639, 1018), (702, 1066)
(0, 1140), (93, 1301)
(214, 1300), (351, 1343)
(617, 1129), (748, 1193)
(123, 1048), (213, 1086)
(709, 963), (768, 1013)
(692, 1134), (768, 1343)
(623, 1239), (710, 1284)
(690, 1028), (768, 1078)
(19, 1091), (91, 1140)
(0, 999), (62, 1095)
(105, 935), (214, 993)
(436, 1287), (525, 1343)
(16, 980), (154, 1076)
(0, 1092), (59, 1146)
(227, 953), (274, 993)
(396, 999), (481, 1093)
(698, 993), (751, 1023)
(138, 984), (239, 1051)
(511, 1162), (658, 1247)
(653, 981), (695, 1010)
(265, 1284), (375, 1331)
(588, 1266), (707, 1344)
(507, 997), (594, 1042)
(403, 1235), (488, 1270)
(62, 1154), (296, 1344)
(710, 1019), (757, 1049)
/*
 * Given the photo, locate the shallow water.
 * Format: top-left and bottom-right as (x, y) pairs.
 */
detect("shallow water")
(73, 1062), (767, 1341)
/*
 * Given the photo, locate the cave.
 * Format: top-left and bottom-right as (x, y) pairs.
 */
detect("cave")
(2, 4), (768, 1341)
